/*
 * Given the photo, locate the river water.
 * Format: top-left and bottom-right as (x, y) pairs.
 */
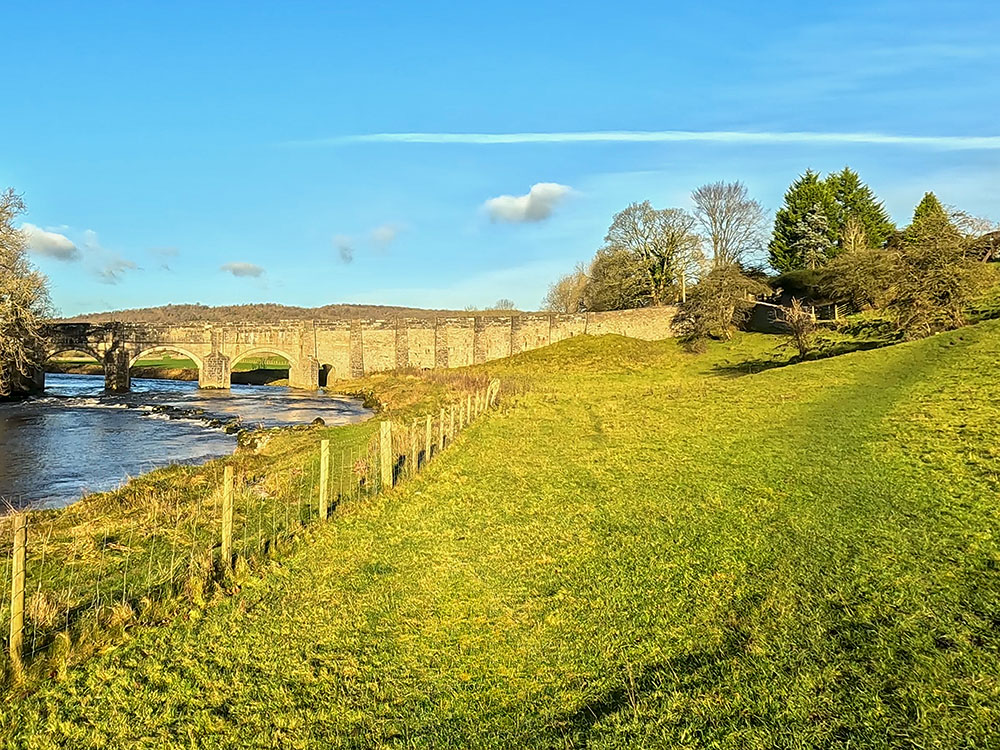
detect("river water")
(0, 374), (372, 510)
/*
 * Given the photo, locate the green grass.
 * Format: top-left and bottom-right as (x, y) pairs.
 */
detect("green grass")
(5, 325), (1000, 747)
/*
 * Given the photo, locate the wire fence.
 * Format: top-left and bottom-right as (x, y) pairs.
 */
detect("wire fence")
(0, 378), (500, 685)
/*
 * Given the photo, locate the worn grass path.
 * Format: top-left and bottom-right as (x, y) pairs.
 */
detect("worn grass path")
(5, 324), (1000, 748)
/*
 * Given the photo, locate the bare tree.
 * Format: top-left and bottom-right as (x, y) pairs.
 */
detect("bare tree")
(691, 181), (767, 268)
(1, 189), (50, 397)
(542, 264), (588, 313)
(949, 206), (1000, 261)
(841, 215), (870, 254)
(604, 201), (701, 305)
(781, 298), (818, 358)
(491, 298), (517, 311)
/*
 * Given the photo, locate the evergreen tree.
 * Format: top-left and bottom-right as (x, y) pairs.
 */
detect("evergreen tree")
(791, 203), (834, 270)
(825, 167), (895, 249)
(768, 170), (836, 272)
(908, 191), (954, 235)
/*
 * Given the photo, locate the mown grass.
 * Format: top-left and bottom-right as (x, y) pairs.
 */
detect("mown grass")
(4, 324), (1000, 747)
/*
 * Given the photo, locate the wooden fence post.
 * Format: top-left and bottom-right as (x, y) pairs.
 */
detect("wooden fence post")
(439, 407), (446, 451)
(8, 513), (26, 676)
(380, 421), (393, 489)
(424, 414), (432, 462)
(409, 419), (418, 475)
(450, 403), (456, 436)
(319, 439), (330, 520)
(221, 466), (234, 569)
(466, 394), (472, 424)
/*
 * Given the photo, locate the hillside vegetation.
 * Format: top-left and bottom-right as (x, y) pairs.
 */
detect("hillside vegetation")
(58, 302), (525, 325)
(5, 324), (1000, 747)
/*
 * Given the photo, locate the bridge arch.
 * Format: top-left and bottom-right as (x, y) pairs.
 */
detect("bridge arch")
(128, 346), (205, 371)
(229, 348), (297, 370)
(45, 346), (103, 363)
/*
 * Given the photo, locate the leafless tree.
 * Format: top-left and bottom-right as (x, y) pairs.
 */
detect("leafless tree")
(781, 298), (818, 358)
(604, 201), (702, 305)
(1, 189), (50, 397)
(840, 215), (870, 254)
(949, 206), (1000, 261)
(691, 181), (767, 268)
(542, 264), (588, 313)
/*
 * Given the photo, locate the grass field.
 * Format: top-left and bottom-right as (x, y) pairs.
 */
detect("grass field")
(6, 323), (1000, 747)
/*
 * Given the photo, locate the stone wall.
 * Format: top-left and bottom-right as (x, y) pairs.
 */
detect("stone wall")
(313, 305), (678, 378)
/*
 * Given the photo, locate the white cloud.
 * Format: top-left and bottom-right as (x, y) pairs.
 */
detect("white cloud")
(221, 262), (265, 278)
(290, 129), (1000, 151)
(370, 223), (400, 248)
(20, 223), (80, 261)
(484, 183), (572, 223)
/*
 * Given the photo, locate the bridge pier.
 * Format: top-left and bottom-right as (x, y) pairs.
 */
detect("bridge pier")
(199, 352), (231, 389)
(103, 349), (131, 393)
(289, 357), (320, 390)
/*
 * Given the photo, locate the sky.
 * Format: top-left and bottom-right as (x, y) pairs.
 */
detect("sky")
(3, 0), (999, 316)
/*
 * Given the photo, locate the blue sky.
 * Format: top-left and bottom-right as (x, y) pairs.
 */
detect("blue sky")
(3, 0), (999, 316)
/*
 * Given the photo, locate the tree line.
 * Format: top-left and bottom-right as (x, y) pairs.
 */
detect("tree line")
(543, 168), (1000, 344)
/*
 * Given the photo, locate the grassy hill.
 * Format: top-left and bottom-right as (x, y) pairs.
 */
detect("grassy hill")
(5, 323), (1000, 747)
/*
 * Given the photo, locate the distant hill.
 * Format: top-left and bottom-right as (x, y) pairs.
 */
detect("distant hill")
(56, 302), (526, 325)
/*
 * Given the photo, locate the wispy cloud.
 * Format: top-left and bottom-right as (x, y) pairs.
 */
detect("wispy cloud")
(287, 130), (1000, 151)
(370, 223), (401, 249)
(82, 229), (139, 284)
(221, 262), (264, 278)
(96, 256), (138, 284)
(484, 183), (572, 223)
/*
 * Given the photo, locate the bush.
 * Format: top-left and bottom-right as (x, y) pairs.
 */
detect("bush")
(678, 264), (770, 343)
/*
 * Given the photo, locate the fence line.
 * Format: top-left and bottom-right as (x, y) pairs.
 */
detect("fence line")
(2, 379), (501, 684)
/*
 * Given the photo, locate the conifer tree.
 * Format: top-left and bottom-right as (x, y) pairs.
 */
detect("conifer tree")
(792, 203), (834, 270)
(825, 167), (895, 249)
(768, 170), (836, 272)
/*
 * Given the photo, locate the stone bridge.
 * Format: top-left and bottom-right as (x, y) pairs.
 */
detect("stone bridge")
(41, 306), (677, 393)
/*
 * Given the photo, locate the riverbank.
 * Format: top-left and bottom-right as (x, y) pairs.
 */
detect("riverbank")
(0, 366), (490, 690)
(0, 375), (375, 510)
(4, 324), (1000, 746)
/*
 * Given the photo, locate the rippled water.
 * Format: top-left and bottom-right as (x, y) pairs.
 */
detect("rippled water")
(0, 374), (371, 510)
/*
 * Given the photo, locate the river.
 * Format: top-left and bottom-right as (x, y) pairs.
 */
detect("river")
(0, 374), (372, 510)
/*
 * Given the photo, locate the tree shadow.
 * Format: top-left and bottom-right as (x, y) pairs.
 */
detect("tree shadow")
(710, 339), (893, 379)
(546, 627), (753, 742)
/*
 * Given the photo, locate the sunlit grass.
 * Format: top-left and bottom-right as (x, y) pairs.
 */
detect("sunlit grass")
(5, 324), (1000, 747)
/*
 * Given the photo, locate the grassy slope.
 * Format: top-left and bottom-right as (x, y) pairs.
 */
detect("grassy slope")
(6, 325), (1000, 747)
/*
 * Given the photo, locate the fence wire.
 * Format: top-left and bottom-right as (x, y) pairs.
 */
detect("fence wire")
(1, 380), (500, 683)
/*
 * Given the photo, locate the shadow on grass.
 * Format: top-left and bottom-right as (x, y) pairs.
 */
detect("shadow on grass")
(710, 339), (893, 379)
(547, 626), (753, 741)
